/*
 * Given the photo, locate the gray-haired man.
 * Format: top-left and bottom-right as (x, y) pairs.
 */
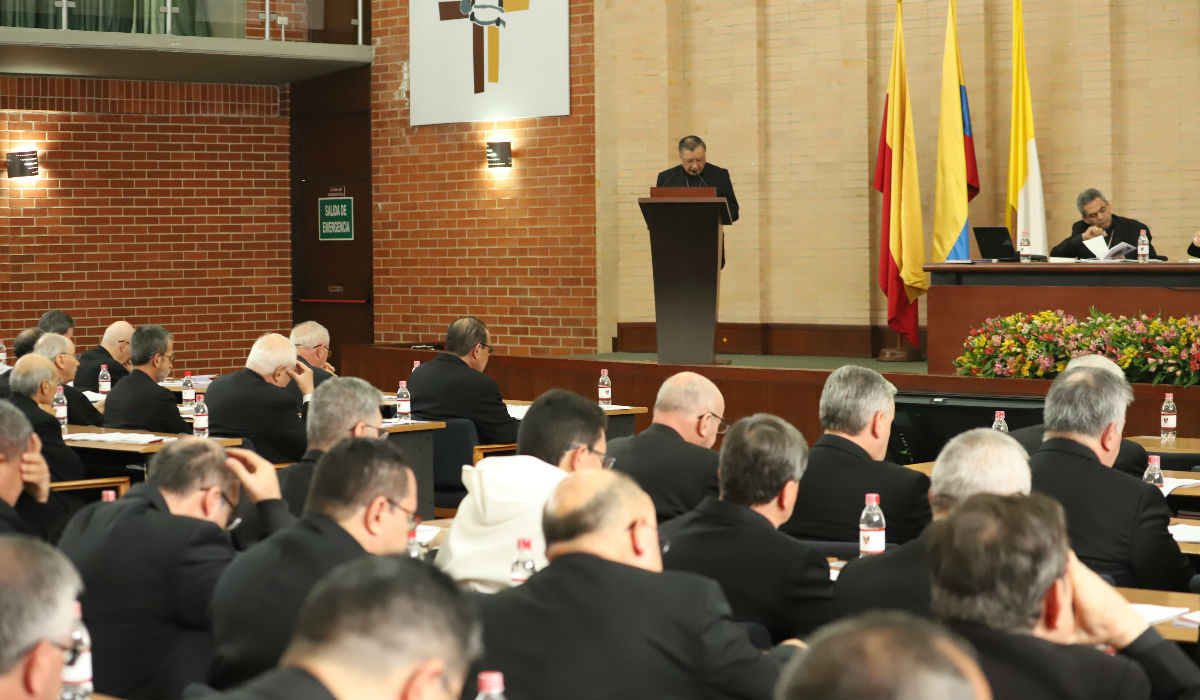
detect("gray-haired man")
(1051, 188), (1158, 260)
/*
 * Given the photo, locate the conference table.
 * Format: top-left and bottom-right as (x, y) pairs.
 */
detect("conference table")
(64, 425), (240, 454)
(504, 400), (648, 439)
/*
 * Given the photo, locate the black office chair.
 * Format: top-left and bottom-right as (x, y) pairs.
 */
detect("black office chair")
(432, 418), (479, 512)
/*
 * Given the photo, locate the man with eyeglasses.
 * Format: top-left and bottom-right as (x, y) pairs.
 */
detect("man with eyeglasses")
(5, 355), (86, 482)
(437, 388), (608, 593)
(57, 438), (291, 700)
(208, 438), (417, 690)
(609, 371), (724, 522)
(284, 321), (338, 409)
(661, 414), (832, 645)
(409, 316), (519, 444)
(472, 469), (797, 699)
(1051, 188), (1161, 260)
(103, 325), (191, 435)
(75, 320), (133, 393)
(31, 333), (101, 427)
(0, 534), (84, 700)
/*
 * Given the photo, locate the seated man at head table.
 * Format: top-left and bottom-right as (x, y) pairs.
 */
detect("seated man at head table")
(1050, 188), (1162, 260)
(781, 365), (931, 544)
(0, 534), (85, 700)
(436, 388), (609, 593)
(3, 355), (85, 482)
(472, 469), (797, 700)
(0, 401), (74, 541)
(1030, 365), (1193, 590)
(0, 328), (44, 399)
(56, 438), (292, 700)
(773, 611), (991, 700)
(204, 333), (313, 464)
(609, 371), (722, 523)
(278, 376), (386, 516)
(75, 320), (133, 393)
(662, 414), (833, 644)
(208, 438), (416, 690)
(930, 492), (1200, 700)
(835, 427), (1031, 618)
(408, 316), (519, 445)
(198, 556), (482, 700)
(102, 324), (192, 435)
(31, 333), (101, 427)
(37, 310), (75, 339)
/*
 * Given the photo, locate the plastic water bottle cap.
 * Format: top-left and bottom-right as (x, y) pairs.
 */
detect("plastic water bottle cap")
(1166, 393), (1174, 400)
(101, 364), (107, 369)
(184, 371), (192, 377)
(995, 410), (1005, 419)
(865, 493), (880, 506)
(1149, 455), (1161, 467)
(73, 601), (82, 617)
(478, 671), (504, 694)
(518, 537), (531, 549)
(601, 368), (608, 375)
(399, 381), (407, 387)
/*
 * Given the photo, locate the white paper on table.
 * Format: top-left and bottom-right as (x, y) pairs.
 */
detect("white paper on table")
(414, 523), (442, 546)
(1082, 236), (1110, 259)
(1049, 256), (1078, 263)
(602, 404), (635, 411)
(83, 390), (105, 403)
(1131, 603), (1191, 625)
(1102, 241), (1135, 260)
(381, 417), (429, 426)
(1169, 523), (1200, 543)
(66, 432), (176, 445)
(1179, 610), (1200, 625)
(1161, 478), (1200, 496)
(507, 404), (531, 421)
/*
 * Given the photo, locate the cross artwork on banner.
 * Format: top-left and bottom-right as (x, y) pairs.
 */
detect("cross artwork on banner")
(410, 0), (570, 126)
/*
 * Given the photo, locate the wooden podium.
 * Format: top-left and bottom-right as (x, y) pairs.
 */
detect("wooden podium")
(638, 188), (732, 364)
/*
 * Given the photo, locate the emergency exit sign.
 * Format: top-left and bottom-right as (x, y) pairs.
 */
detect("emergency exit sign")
(318, 196), (353, 241)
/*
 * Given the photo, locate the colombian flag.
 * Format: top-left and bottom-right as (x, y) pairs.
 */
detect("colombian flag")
(1005, 0), (1047, 254)
(932, 0), (980, 262)
(873, 0), (926, 349)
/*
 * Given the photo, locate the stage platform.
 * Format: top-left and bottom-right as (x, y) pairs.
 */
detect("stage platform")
(572, 352), (927, 375)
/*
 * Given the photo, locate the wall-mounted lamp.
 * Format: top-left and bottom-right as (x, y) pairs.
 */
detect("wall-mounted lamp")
(486, 141), (512, 168)
(6, 150), (38, 178)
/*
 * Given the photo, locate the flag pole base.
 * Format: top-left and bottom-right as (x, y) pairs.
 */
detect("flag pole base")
(877, 333), (923, 362)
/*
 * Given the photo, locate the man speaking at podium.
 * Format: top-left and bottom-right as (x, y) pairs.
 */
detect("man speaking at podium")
(656, 135), (740, 223)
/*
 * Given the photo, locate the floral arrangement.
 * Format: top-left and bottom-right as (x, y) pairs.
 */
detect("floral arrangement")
(954, 309), (1200, 386)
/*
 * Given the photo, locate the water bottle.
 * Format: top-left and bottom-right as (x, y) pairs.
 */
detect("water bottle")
(405, 529), (424, 561)
(411, 360), (421, 377)
(59, 601), (92, 700)
(97, 365), (111, 395)
(396, 381), (412, 421)
(181, 371), (196, 407)
(475, 671), (507, 700)
(1143, 455), (1164, 488)
(1137, 229), (1150, 262)
(1162, 392), (1177, 442)
(859, 493), (886, 556)
(54, 386), (68, 435)
(1019, 230), (1032, 263)
(598, 368), (612, 407)
(510, 538), (537, 584)
(193, 395), (209, 438)
(0, 339), (8, 370)
(991, 410), (1008, 432)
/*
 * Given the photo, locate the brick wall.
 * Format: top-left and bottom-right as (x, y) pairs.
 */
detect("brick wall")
(369, 0), (597, 357)
(0, 76), (291, 374)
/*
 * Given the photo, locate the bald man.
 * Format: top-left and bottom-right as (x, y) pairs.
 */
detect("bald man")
(472, 470), (795, 699)
(76, 321), (133, 393)
(4, 355), (85, 482)
(609, 372), (724, 522)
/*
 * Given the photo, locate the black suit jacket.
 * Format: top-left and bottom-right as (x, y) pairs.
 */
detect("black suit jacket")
(103, 368), (191, 434)
(64, 383), (102, 426)
(5, 393), (85, 481)
(661, 497), (832, 642)
(0, 371), (10, 399)
(4, 492), (76, 542)
(208, 514), (368, 689)
(782, 434), (931, 544)
(834, 528), (932, 617)
(1051, 213), (1160, 260)
(656, 162), (740, 222)
(409, 353), (518, 444)
(278, 449), (324, 517)
(610, 423), (718, 522)
(1010, 423), (1148, 480)
(57, 483), (292, 700)
(205, 368), (307, 463)
(196, 666), (336, 700)
(1031, 437), (1193, 590)
(474, 553), (792, 700)
(76, 345), (130, 393)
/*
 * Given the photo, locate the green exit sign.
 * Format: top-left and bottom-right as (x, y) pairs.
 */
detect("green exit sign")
(318, 196), (353, 241)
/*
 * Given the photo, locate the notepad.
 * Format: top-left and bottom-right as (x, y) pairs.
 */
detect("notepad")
(1131, 603), (1191, 625)
(414, 523), (442, 546)
(66, 432), (176, 445)
(1169, 523), (1200, 543)
(1162, 478), (1200, 496)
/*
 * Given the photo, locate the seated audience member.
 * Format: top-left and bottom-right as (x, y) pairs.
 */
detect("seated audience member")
(209, 438), (416, 689)
(1009, 354), (1148, 479)
(0, 328), (44, 398)
(5, 355), (85, 482)
(278, 376), (385, 516)
(931, 492), (1200, 699)
(610, 371), (722, 522)
(57, 438), (291, 700)
(289, 320), (337, 389)
(0, 403), (70, 540)
(409, 316), (519, 444)
(37, 310), (75, 339)
(474, 470), (795, 699)
(102, 325), (191, 434)
(1031, 366), (1193, 590)
(32, 333), (101, 426)
(662, 413), (832, 643)
(0, 534), (85, 700)
(75, 320), (133, 393)
(200, 556), (481, 700)
(781, 365), (931, 544)
(1051, 188), (1159, 260)
(437, 388), (607, 592)
(835, 428), (1031, 617)
(774, 611), (990, 700)
(205, 333), (313, 463)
